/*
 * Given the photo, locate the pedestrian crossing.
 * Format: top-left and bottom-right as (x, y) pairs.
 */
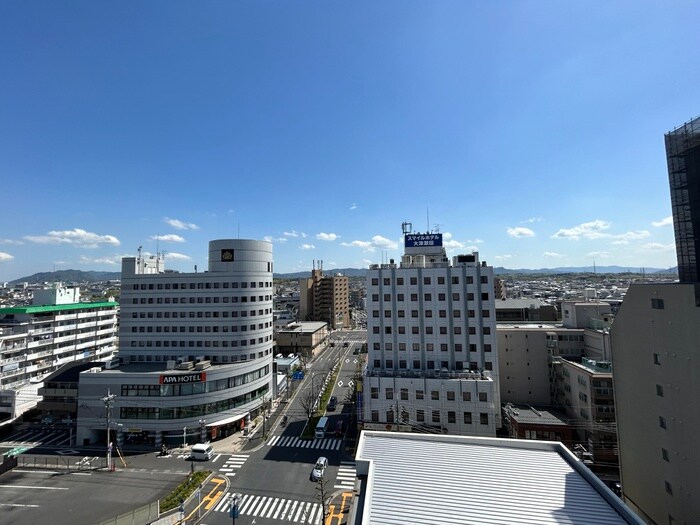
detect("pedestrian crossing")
(335, 461), (356, 490)
(1, 428), (71, 448)
(213, 492), (323, 524)
(218, 454), (249, 477)
(267, 435), (342, 450)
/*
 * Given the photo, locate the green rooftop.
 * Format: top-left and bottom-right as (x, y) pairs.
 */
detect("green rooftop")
(0, 301), (119, 315)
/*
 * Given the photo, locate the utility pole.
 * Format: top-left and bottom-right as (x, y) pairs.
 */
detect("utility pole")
(102, 389), (116, 471)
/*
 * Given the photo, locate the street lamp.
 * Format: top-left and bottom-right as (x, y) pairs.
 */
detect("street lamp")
(182, 426), (187, 448)
(229, 492), (241, 524)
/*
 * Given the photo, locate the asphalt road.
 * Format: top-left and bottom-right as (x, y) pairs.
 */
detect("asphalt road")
(0, 329), (368, 525)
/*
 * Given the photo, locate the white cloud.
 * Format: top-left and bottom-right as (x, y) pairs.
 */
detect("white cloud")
(78, 254), (125, 266)
(543, 251), (565, 258)
(361, 259), (373, 265)
(164, 252), (192, 260)
(444, 239), (465, 250)
(552, 220), (610, 240)
(300, 244), (315, 250)
(0, 238), (23, 245)
(164, 217), (199, 230)
(652, 216), (673, 227)
(465, 245), (479, 252)
(350, 203), (357, 210)
(494, 254), (512, 261)
(25, 228), (120, 248)
(617, 230), (650, 240)
(263, 236), (287, 243)
(371, 235), (398, 249)
(507, 227), (535, 238)
(586, 251), (611, 259)
(151, 234), (185, 243)
(641, 242), (675, 252)
(467, 238), (484, 244)
(284, 230), (307, 238)
(316, 233), (339, 241)
(341, 240), (373, 251)
(0, 252), (14, 262)
(521, 217), (543, 224)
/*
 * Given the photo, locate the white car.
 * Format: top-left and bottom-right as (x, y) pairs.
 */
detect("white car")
(310, 456), (328, 481)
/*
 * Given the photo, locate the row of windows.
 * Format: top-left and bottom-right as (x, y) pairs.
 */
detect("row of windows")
(127, 309), (270, 319)
(124, 351), (270, 363)
(371, 359), (493, 371)
(128, 337), (270, 348)
(372, 308), (491, 319)
(370, 409), (489, 425)
(121, 366), (268, 397)
(130, 296), (272, 304)
(371, 276), (488, 286)
(131, 323), (271, 333)
(372, 342), (492, 352)
(131, 281), (272, 290)
(370, 387), (488, 402)
(372, 325), (491, 336)
(119, 384), (268, 420)
(372, 292), (488, 302)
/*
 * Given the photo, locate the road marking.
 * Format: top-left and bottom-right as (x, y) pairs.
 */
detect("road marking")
(56, 449), (80, 455)
(0, 484), (69, 490)
(0, 503), (40, 508)
(212, 453), (222, 462)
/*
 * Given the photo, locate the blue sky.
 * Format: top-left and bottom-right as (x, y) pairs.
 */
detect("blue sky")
(1, 1), (698, 281)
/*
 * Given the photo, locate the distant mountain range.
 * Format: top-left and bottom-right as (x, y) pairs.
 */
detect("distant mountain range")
(9, 265), (676, 284)
(9, 270), (121, 284)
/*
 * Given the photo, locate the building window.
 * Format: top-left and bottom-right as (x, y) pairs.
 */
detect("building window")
(410, 277), (417, 285)
(416, 390), (424, 400)
(438, 276), (445, 285)
(425, 326), (432, 335)
(397, 278), (404, 285)
(383, 278), (390, 285)
(386, 388), (394, 400)
(480, 413), (489, 425)
(431, 390), (439, 401)
(448, 411), (456, 424)
(659, 416), (666, 429)
(481, 276), (488, 284)
(665, 481), (673, 495)
(410, 293), (418, 301)
(371, 278), (379, 286)
(413, 359), (420, 369)
(425, 310), (432, 318)
(462, 391), (471, 402)
(416, 409), (424, 422)
(464, 412), (472, 424)
(424, 277), (431, 285)
(656, 384), (664, 397)
(371, 387), (379, 399)
(438, 293), (446, 301)
(424, 293), (432, 301)
(384, 294), (391, 302)
(478, 392), (487, 402)
(401, 388), (409, 400)
(432, 410), (440, 423)
(447, 391), (455, 401)
(371, 410), (379, 422)
(662, 448), (670, 462)
(484, 344), (492, 352)
(397, 293), (404, 301)
(654, 353), (661, 365)
(652, 298), (665, 309)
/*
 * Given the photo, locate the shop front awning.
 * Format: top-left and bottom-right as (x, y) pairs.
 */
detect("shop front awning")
(206, 412), (248, 427)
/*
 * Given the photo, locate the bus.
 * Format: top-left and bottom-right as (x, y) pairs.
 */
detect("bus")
(315, 416), (330, 438)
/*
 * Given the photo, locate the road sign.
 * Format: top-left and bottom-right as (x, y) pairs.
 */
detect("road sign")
(229, 505), (239, 518)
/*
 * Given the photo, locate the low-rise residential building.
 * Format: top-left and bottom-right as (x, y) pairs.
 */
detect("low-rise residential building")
(275, 322), (329, 360)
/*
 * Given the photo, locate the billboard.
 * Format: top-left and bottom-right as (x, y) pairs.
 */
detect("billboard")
(159, 372), (207, 384)
(405, 233), (442, 248)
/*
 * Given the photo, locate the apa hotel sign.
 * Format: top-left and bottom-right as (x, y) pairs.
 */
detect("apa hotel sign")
(159, 372), (207, 384)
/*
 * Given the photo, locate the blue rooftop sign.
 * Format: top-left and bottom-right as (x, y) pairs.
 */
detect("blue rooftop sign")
(405, 233), (442, 247)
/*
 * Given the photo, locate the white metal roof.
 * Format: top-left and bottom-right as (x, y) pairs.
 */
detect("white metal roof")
(355, 431), (643, 525)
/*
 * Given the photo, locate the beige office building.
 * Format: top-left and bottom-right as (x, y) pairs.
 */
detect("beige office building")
(611, 283), (700, 525)
(299, 268), (349, 330)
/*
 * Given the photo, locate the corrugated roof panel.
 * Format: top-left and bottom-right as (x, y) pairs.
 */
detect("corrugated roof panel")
(358, 433), (633, 525)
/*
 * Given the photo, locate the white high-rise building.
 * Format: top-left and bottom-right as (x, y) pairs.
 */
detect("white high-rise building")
(76, 239), (275, 448)
(363, 227), (500, 435)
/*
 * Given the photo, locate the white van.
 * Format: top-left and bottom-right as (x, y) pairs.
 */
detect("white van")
(190, 443), (214, 461)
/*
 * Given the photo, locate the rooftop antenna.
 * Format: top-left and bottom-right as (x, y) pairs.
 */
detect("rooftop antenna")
(237, 223), (240, 239)
(401, 221), (412, 235)
(427, 207), (430, 233)
(156, 235), (160, 259)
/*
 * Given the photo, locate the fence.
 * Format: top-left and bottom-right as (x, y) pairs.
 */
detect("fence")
(97, 502), (160, 525)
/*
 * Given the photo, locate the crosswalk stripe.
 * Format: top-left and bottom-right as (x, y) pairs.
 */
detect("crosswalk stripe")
(238, 494), (257, 515)
(214, 493), (230, 512)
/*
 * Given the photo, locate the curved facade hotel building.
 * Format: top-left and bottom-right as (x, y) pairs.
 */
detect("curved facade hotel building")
(76, 239), (274, 448)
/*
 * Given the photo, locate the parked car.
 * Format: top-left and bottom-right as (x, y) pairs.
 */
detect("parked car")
(310, 456), (328, 481)
(327, 396), (337, 411)
(343, 341), (349, 348)
(334, 419), (345, 437)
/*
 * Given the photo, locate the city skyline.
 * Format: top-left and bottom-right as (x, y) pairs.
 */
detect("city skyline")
(2, 2), (699, 282)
